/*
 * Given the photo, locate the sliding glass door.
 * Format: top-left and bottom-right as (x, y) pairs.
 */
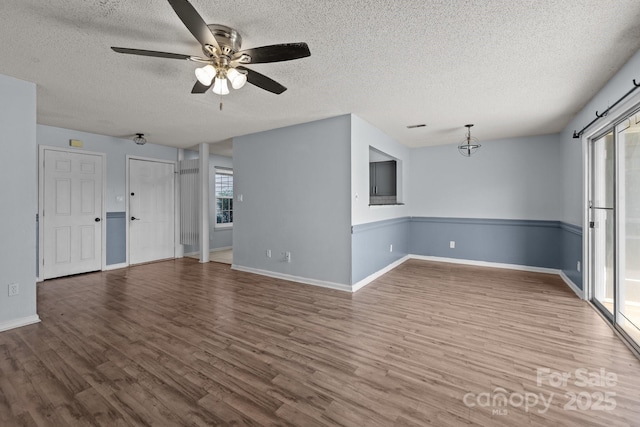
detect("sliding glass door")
(617, 114), (640, 344)
(590, 131), (615, 319)
(589, 109), (640, 352)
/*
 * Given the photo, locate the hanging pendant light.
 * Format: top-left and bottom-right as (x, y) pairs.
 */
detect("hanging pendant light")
(458, 124), (481, 157)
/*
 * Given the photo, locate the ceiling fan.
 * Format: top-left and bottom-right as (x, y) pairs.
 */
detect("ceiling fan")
(111, 0), (310, 96)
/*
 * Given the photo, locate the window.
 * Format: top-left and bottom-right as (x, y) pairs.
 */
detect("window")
(215, 169), (233, 227)
(369, 147), (400, 205)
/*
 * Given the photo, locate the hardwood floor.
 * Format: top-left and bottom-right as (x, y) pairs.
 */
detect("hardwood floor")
(188, 249), (233, 265)
(1, 259), (640, 426)
(210, 249), (233, 265)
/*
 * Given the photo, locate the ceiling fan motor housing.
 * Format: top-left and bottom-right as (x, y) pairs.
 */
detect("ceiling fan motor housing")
(205, 24), (242, 57)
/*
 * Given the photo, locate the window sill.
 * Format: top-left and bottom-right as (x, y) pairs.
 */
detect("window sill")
(214, 224), (233, 230)
(369, 203), (405, 207)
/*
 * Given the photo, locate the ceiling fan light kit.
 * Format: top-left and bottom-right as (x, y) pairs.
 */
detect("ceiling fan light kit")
(212, 76), (229, 95)
(195, 64), (216, 86)
(226, 68), (247, 90)
(111, 0), (310, 98)
(457, 124), (481, 157)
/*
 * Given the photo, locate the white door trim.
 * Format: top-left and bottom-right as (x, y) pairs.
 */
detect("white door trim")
(125, 155), (178, 266)
(38, 145), (107, 282)
(581, 91), (640, 302)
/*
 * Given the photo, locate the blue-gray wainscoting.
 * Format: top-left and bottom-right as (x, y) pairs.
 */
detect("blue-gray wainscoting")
(106, 212), (126, 265)
(351, 216), (583, 289)
(352, 217), (409, 283)
(560, 222), (583, 290)
(410, 217), (562, 269)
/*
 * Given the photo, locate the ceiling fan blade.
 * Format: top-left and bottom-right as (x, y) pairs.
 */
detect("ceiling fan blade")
(237, 66), (287, 94)
(233, 43), (310, 64)
(191, 80), (211, 94)
(167, 0), (220, 51)
(111, 47), (191, 60)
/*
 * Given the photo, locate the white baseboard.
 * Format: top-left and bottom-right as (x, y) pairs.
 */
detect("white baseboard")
(559, 271), (585, 299)
(409, 255), (562, 275)
(230, 255), (583, 298)
(0, 314), (41, 333)
(231, 264), (352, 292)
(352, 255), (410, 292)
(351, 254), (583, 299)
(103, 262), (128, 271)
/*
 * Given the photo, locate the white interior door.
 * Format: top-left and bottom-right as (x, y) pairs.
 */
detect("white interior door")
(129, 158), (175, 265)
(43, 149), (103, 279)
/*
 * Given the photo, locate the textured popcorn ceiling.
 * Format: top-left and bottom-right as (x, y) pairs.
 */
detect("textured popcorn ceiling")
(2, 0), (640, 152)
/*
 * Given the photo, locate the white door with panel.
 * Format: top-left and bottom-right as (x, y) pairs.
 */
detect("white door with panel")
(43, 149), (103, 279)
(129, 158), (175, 265)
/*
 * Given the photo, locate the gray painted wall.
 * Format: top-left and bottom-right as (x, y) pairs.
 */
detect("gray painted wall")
(183, 150), (233, 252)
(352, 216), (583, 289)
(351, 114), (410, 225)
(0, 74), (37, 327)
(350, 132), (581, 288)
(233, 115), (352, 285)
(409, 217), (562, 269)
(409, 134), (562, 220)
(106, 212), (126, 265)
(352, 218), (409, 283)
(557, 48), (640, 291)
(561, 48), (640, 227)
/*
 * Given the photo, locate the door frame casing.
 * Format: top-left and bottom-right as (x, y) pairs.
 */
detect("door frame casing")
(125, 155), (179, 266)
(585, 130), (616, 321)
(38, 145), (107, 282)
(581, 91), (640, 302)
(582, 93), (640, 355)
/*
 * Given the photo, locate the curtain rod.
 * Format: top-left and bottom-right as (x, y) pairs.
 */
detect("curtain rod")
(573, 79), (640, 139)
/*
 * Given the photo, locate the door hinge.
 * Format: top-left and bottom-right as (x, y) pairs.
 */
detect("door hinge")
(589, 221), (595, 228)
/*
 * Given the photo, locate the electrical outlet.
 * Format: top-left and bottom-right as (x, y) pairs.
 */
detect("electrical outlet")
(8, 283), (19, 297)
(450, 241), (455, 249)
(577, 261), (581, 272)
(390, 244), (393, 252)
(285, 252), (291, 263)
(266, 249), (271, 258)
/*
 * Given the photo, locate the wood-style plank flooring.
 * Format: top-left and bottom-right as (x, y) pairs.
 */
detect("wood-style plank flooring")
(1, 259), (640, 426)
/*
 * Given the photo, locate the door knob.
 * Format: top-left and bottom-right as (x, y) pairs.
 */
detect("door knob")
(131, 216), (140, 221)
(94, 218), (101, 222)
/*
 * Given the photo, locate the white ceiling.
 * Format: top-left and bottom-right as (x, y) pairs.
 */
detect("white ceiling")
(2, 0), (640, 154)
